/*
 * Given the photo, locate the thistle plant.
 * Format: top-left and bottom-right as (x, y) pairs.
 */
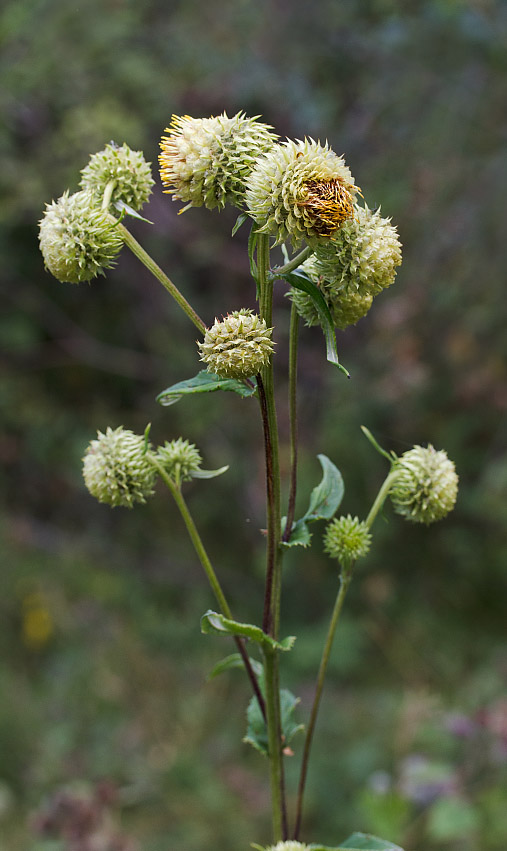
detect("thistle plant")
(39, 112), (459, 851)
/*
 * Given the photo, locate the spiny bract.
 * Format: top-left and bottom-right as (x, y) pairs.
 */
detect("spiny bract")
(390, 445), (458, 525)
(156, 438), (203, 482)
(39, 190), (123, 284)
(82, 426), (157, 508)
(80, 142), (154, 211)
(323, 515), (372, 566)
(159, 112), (278, 211)
(198, 309), (275, 380)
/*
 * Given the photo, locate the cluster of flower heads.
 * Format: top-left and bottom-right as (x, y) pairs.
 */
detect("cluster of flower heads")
(39, 143), (154, 284)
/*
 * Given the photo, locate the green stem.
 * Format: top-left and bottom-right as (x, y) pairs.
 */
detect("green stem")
(113, 219), (206, 335)
(264, 647), (284, 843)
(282, 303), (299, 543)
(271, 245), (313, 279)
(148, 454), (266, 721)
(102, 180), (116, 211)
(365, 469), (399, 530)
(293, 571), (352, 840)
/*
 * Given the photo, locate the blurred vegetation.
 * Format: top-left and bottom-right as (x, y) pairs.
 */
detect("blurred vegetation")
(1, 0), (507, 849)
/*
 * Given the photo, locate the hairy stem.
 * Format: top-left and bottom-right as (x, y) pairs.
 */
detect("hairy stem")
(149, 454), (266, 721)
(264, 647), (285, 842)
(271, 245), (313, 278)
(282, 303), (299, 543)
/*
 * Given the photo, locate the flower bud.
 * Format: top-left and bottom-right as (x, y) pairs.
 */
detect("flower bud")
(390, 445), (458, 524)
(80, 142), (154, 211)
(159, 112), (278, 211)
(198, 309), (274, 379)
(82, 426), (157, 508)
(323, 515), (371, 567)
(156, 438), (202, 482)
(39, 190), (123, 283)
(245, 138), (358, 247)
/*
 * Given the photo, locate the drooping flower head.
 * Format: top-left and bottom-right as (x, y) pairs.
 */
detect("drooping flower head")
(80, 142), (154, 211)
(198, 309), (275, 380)
(156, 438), (203, 483)
(82, 426), (157, 508)
(39, 190), (123, 284)
(245, 138), (358, 247)
(159, 112), (278, 211)
(323, 515), (372, 568)
(390, 445), (458, 524)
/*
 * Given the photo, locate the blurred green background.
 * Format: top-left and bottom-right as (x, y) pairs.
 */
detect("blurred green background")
(1, 0), (507, 848)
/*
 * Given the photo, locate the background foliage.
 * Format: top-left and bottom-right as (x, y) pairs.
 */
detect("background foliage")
(1, 1), (506, 849)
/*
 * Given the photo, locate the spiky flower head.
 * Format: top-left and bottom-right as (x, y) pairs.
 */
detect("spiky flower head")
(390, 445), (458, 525)
(39, 190), (123, 284)
(264, 844), (310, 851)
(82, 426), (157, 508)
(323, 515), (372, 568)
(198, 309), (274, 380)
(156, 438), (202, 483)
(245, 138), (358, 248)
(290, 259), (374, 330)
(80, 142), (154, 211)
(159, 112), (278, 211)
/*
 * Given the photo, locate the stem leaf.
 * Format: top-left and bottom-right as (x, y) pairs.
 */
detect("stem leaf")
(303, 454), (345, 523)
(232, 211), (248, 236)
(244, 686), (304, 757)
(157, 370), (257, 406)
(280, 270), (349, 376)
(207, 652), (263, 681)
(191, 466), (229, 479)
(112, 199), (153, 224)
(248, 222), (259, 280)
(309, 834), (404, 851)
(201, 611), (295, 653)
(280, 517), (312, 548)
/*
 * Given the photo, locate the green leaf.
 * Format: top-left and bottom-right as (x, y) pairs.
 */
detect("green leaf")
(244, 687), (304, 756)
(280, 517), (312, 548)
(157, 370), (257, 406)
(191, 465), (229, 479)
(302, 454), (344, 522)
(113, 199), (153, 224)
(281, 270), (349, 377)
(334, 833), (404, 850)
(232, 211), (248, 236)
(248, 223), (258, 281)
(200, 611), (296, 653)
(207, 653), (262, 681)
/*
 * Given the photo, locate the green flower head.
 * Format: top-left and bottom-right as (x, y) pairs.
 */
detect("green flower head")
(323, 515), (371, 567)
(82, 426), (157, 508)
(198, 309), (274, 380)
(156, 438), (202, 483)
(159, 111), (278, 211)
(39, 190), (123, 284)
(80, 142), (154, 211)
(245, 138), (358, 247)
(390, 445), (458, 525)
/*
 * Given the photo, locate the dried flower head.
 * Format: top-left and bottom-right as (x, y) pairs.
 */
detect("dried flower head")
(159, 112), (278, 211)
(82, 426), (157, 508)
(245, 138), (358, 247)
(390, 445), (458, 524)
(80, 142), (154, 211)
(39, 190), (123, 283)
(323, 515), (372, 567)
(198, 309), (274, 379)
(156, 438), (203, 483)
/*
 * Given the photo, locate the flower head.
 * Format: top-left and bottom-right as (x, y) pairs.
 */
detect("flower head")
(159, 112), (277, 211)
(39, 190), (123, 283)
(264, 842), (310, 851)
(80, 142), (154, 211)
(390, 445), (458, 524)
(245, 138), (358, 247)
(198, 309), (274, 379)
(82, 426), (157, 508)
(323, 515), (371, 568)
(156, 438), (203, 483)
(290, 261), (374, 329)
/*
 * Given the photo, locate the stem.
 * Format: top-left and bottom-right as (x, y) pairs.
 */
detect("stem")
(365, 469), (399, 530)
(149, 454), (266, 721)
(264, 647), (284, 843)
(271, 245), (313, 278)
(282, 303), (299, 543)
(102, 180), (116, 211)
(293, 571), (352, 840)
(257, 374), (276, 637)
(113, 219), (206, 335)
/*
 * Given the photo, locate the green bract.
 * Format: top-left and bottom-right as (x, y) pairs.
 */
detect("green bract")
(323, 515), (371, 566)
(390, 445), (458, 525)
(159, 111), (278, 210)
(156, 438), (203, 482)
(39, 190), (123, 283)
(80, 142), (155, 211)
(245, 138), (358, 248)
(198, 309), (274, 380)
(82, 426), (157, 508)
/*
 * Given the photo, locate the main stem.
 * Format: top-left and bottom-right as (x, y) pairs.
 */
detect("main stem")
(283, 303), (299, 543)
(256, 234), (287, 841)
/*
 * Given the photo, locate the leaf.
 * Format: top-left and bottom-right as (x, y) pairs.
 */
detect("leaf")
(191, 465), (229, 479)
(281, 270), (349, 377)
(248, 223), (258, 280)
(244, 687), (304, 756)
(113, 199), (153, 224)
(200, 611), (296, 653)
(302, 454), (344, 522)
(232, 211), (248, 236)
(280, 517), (312, 548)
(332, 833), (404, 850)
(157, 370), (257, 406)
(207, 653), (263, 681)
